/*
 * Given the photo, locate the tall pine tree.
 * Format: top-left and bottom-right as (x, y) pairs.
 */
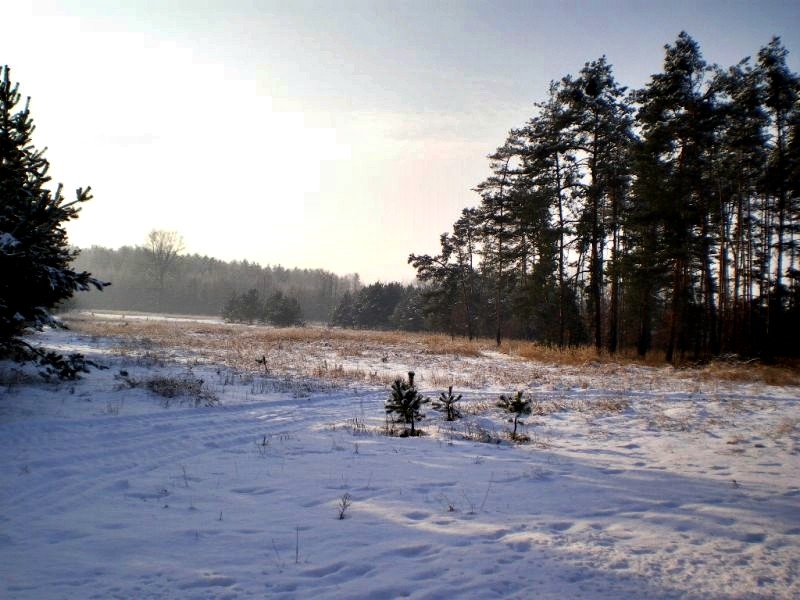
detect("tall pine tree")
(0, 66), (108, 376)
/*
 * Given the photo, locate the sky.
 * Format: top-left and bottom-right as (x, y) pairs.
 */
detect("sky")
(3, 1), (799, 283)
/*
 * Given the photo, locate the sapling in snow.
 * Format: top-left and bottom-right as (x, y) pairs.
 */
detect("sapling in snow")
(385, 371), (430, 436)
(497, 391), (532, 438)
(432, 386), (462, 421)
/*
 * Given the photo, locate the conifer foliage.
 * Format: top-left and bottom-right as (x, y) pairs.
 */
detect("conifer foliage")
(432, 385), (462, 421)
(385, 371), (430, 436)
(497, 391), (532, 438)
(410, 33), (800, 361)
(222, 288), (304, 326)
(0, 66), (107, 376)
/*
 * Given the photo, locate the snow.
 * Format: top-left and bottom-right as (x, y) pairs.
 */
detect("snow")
(0, 321), (798, 599)
(0, 232), (19, 249)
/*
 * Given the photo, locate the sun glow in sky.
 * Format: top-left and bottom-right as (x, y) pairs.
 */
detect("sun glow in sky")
(3, 1), (799, 282)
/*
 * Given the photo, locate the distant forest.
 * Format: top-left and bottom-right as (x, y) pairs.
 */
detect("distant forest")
(70, 243), (360, 323)
(410, 33), (800, 361)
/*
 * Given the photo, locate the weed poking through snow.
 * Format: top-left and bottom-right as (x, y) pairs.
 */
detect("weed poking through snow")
(337, 493), (352, 520)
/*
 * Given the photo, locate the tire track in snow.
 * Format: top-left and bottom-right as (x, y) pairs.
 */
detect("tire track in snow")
(0, 390), (379, 519)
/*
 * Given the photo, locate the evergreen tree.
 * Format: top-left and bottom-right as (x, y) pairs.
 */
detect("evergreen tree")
(407, 34), (799, 360)
(757, 37), (799, 354)
(330, 290), (356, 327)
(265, 290), (303, 326)
(432, 385), (462, 421)
(350, 282), (406, 329)
(558, 57), (633, 353)
(0, 65), (108, 376)
(474, 141), (518, 345)
(713, 58), (769, 353)
(409, 208), (483, 339)
(632, 32), (720, 362)
(496, 391), (532, 438)
(389, 286), (427, 331)
(222, 288), (265, 323)
(516, 85), (583, 347)
(385, 371), (429, 436)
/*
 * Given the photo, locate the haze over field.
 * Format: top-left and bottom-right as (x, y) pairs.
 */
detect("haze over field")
(2, 0), (799, 282)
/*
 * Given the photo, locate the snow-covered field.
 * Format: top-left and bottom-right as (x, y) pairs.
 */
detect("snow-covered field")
(1, 315), (798, 599)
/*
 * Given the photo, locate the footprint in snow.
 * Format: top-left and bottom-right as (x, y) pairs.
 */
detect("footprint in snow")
(231, 486), (275, 495)
(177, 574), (236, 589)
(404, 511), (429, 521)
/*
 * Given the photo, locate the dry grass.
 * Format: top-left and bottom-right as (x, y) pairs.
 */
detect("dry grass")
(698, 361), (800, 387)
(582, 397), (632, 415)
(63, 312), (799, 388)
(773, 417), (799, 438)
(499, 339), (605, 366)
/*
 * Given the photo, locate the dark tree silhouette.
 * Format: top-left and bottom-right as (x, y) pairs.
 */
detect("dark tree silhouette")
(0, 65), (108, 377)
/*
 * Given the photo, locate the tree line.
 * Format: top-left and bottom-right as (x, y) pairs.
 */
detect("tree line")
(410, 33), (800, 361)
(71, 241), (360, 323)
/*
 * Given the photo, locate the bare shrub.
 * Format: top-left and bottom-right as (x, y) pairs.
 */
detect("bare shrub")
(584, 397), (631, 414)
(122, 373), (218, 407)
(337, 493), (352, 519)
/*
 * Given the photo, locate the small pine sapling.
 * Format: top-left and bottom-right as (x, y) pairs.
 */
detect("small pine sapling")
(497, 391), (532, 439)
(385, 371), (430, 436)
(432, 386), (462, 421)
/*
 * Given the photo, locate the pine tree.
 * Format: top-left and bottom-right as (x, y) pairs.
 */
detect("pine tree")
(0, 66), (108, 377)
(558, 57), (634, 353)
(432, 385), (462, 421)
(330, 291), (356, 327)
(632, 33), (719, 362)
(385, 371), (429, 436)
(222, 288), (265, 323)
(713, 58), (769, 353)
(409, 208), (482, 339)
(474, 141), (519, 346)
(496, 391), (532, 438)
(516, 85), (583, 348)
(266, 290), (303, 326)
(757, 37), (799, 354)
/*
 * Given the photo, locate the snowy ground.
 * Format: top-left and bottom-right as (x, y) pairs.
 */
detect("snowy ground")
(1, 318), (798, 599)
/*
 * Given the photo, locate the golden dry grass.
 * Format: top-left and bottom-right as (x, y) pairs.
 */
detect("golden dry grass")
(698, 361), (800, 387)
(63, 312), (799, 388)
(499, 339), (606, 366)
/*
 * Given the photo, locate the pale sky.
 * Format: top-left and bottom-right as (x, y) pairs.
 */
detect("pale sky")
(3, 1), (799, 283)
